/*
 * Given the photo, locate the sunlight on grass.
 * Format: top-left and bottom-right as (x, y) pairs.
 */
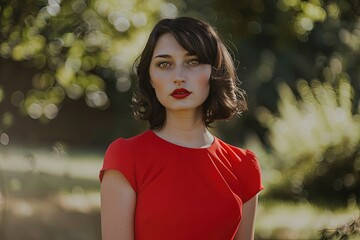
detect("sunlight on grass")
(11, 200), (34, 217)
(256, 200), (360, 239)
(0, 146), (102, 239)
(1, 146), (102, 180)
(57, 191), (100, 213)
(1, 146), (103, 213)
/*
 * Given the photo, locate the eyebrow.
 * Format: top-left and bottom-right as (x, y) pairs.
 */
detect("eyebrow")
(153, 52), (196, 59)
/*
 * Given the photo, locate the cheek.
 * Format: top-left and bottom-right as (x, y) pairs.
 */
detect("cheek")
(150, 77), (165, 92)
(149, 68), (161, 89)
(149, 71), (167, 100)
(193, 71), (211, 101)
(198, 68), (211, 88)
(149, 67), (167, 86)
(201, 69), (211, 98)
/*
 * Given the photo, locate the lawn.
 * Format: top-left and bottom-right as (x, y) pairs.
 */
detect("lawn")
(0, 146), (358, 240)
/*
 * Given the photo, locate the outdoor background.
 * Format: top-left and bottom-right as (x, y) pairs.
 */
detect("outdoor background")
(0, 0), (360, 239)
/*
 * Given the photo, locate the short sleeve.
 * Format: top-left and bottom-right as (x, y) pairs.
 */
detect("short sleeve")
(99, 138), (137, 191)
(242, 150), (264, 203)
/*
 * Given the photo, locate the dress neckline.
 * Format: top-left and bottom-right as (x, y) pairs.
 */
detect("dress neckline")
(148, 130), (218, 151)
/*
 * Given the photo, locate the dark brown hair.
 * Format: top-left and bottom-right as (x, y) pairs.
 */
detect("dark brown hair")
(132, 17), (247, 130)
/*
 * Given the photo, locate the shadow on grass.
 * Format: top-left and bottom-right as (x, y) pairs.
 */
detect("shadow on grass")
(3, 170), (99, 198)
(1, 169), (101, 240)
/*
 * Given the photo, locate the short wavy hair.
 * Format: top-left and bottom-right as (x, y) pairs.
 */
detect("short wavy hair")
(132, 17), (247, 130)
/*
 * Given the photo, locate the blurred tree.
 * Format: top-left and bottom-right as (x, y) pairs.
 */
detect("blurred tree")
(0, 0), (178, 146)
(1, 0), (359, 148)
(179, 0), (360, 206)
(173, 0), (360, 207)
(254, 75), (360, 205)
(179, 0), (360, 144)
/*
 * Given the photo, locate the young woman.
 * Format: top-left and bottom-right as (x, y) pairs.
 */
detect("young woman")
(100, 17), (263, 240)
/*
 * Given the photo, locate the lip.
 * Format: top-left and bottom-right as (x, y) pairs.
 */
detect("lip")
(170, 88), (192, 99)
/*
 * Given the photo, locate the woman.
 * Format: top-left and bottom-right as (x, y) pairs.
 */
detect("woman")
(100, 17), (263, 240)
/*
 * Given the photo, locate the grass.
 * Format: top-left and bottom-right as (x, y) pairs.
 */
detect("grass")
(0, 146), (359, 240)
(0, 146), (102, 240)
(256, 199), (359, 240)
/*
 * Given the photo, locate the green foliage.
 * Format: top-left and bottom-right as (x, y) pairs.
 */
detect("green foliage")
(205, 0), (360, 207)
(0, 0), (177, 121)
(254, 75), (360, 205)
(206, 0), (360, 106)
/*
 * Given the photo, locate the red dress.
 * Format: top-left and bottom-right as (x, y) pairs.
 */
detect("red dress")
(99, 130), (263, 240)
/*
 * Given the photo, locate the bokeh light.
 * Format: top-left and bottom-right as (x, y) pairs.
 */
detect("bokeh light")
(10, 91), (25, 107)
(27, 102), (43, 119)
(0, 86), (4, 103)
(116, 74), (131, 92)
(0, 132), (10, 145)
(2, 112), (14, 128)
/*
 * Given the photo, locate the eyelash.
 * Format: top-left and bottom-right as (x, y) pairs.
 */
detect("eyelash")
(156, 59), (200, 68)
(157, 62), (171, 68)
(188, 59), (199, 65)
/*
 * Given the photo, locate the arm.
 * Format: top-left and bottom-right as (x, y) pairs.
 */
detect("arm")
(234, 194), (259, 240)
(101, 170), (136, 240)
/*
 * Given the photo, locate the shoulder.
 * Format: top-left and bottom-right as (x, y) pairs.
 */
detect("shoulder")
(216, 138), (253, 160)
(106, 130), (152, 151)
(103, 130), (154, 167)
(216, 138), (261, 170)
(216, 138), (264, 202)
(100, 131), (152, 188)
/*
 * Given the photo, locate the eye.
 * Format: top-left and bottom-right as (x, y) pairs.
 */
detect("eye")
(188, 59), (199, 66)
(157, 62), (171, 69)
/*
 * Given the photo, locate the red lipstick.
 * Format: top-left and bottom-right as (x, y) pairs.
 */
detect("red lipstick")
(170, 88), (192, 99)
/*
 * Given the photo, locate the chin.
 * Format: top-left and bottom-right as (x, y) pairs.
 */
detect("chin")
(166, 105), (203, 113)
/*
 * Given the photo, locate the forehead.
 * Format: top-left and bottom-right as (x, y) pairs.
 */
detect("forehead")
(152, 33), (191, 57)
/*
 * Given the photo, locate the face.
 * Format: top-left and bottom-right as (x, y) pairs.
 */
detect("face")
(149, 33), (211, 115)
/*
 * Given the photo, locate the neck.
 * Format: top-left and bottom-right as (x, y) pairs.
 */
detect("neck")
(154, 109), (214, 148)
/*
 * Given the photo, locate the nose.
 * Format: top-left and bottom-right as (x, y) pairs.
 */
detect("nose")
(173, 66), (185, 85)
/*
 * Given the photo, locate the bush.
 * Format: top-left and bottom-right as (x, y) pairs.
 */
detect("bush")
(252, 74), (360, 206)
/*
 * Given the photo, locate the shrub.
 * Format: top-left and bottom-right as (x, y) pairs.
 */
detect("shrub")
(253, 74), (360, 205)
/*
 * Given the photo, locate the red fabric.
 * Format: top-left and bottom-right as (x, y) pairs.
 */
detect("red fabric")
(100, 130), (263, 240)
